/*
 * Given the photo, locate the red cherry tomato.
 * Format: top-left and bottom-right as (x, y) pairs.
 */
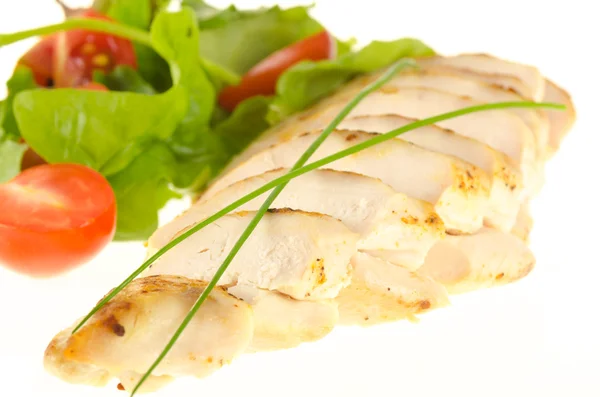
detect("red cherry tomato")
(17, 34), (56, 86)
(53, 10), (137, 87)
(0, 164), (117, 277)
(218, 30), (336, 112)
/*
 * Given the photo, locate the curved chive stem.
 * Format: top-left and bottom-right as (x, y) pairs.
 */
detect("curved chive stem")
(129, 58), (417, 396)
(0, 18), (153, 47)
(72, 99), (566, 338)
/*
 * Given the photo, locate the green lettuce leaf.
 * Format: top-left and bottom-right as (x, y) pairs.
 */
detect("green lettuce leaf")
(185, 1), (323, 75)
(13, 86), (188, 176)
(267, 38), (435, 123)
(214, 95), (271, 154)
(150, 7), (230, 190)
(134, 44), (173, 93)
(108, 143), (180, 241)
(201, 58), (241, 92)
(93, 0), (170, 27)
(106, 0), (152, 29)
(1, 66), (38, 139)
(93, 66), (156, 94)
(0, 138), (27, 183)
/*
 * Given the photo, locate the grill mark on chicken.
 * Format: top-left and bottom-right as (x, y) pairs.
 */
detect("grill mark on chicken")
(425, 214), (442, 226)
(103, 315), (125, 337)
(419, 300), (432, 310)
(266, 207), (345, 223)
(311, 258), (327, 285)
(378, 86), (399, 94)
(453, 164), (485, 194)
(401, 216), (419, 225)
(345, 132), (358, 141)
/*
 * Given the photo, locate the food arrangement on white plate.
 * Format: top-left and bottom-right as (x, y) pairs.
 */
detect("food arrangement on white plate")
(0, 0), (575, 395)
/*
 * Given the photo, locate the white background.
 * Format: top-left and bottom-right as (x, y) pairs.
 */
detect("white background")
(1, 1), (599, 396)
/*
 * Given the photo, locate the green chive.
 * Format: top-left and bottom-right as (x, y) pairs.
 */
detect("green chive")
(0, 18), (153, 48)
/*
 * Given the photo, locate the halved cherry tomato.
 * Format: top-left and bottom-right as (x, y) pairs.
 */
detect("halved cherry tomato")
(17, 10), (136, 89)
(17, 34), (56, 86)
(53, 10), (137, 87)
(218, 30), (336, 112)
(0, 164), (116, 277)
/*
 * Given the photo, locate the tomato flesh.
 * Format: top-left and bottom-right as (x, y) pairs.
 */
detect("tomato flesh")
(0, 164), (116, 277)
(218, 30), (336, 112)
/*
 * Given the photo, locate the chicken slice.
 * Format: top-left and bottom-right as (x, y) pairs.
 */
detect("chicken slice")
(228, 284), (338, 352)
(45, 276), (254, 393)
(419, 228), (535, 294)
(337, 88), (540, 191)
(337, 115), (522, 232)
(336, 252), (449, 325)
(151, 169), (444, 270)
(420, 53), (545, 101)
(511, 201), (533, 242)
(203, 130), (490, 234)
(335, 69), (550, 158)
(390, 71), (549, 155)
(413, 61), (575, 155)
(544, 79), (577, 154)
(244, 87), (540, 195)
(145, 210), (358, 300)
(45, 329), (112, 388)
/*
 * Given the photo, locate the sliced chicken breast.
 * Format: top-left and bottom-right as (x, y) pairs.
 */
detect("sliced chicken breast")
(414, 63), (533, 101)
(419, 228), (536, 294)
(331, 88), (540, 191)
(145, 210), (358, 300)
(229, 284), (338, 352)
(543, 79), (577, 153)
(244, 87), (540, 195)
(337, 115), (522, 232)
(45, 276), (254, 394)
(336, 69), (550, 157)
(511, 201), (533, 242)
(203, 129), (491, 234)
(336, 252), (449, 325)
(390, 71), (549, 155)
(151, 169), (444, 269)
(420, 53), (545, 101)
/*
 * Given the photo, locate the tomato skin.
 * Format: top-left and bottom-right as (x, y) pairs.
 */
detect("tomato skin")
(17, 35), (56, 86)
(218, 30), (336, 112)
(53, 10), (137, 88)
(0, 164), (116, 277)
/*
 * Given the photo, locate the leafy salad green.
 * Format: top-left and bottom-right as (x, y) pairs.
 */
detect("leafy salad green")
(0, 0), (435, 240)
